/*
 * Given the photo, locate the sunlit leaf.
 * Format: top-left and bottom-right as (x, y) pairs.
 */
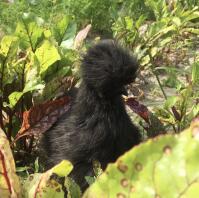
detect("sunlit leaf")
(15, 15), (43, 51)
(8, 91), (23, 108)
(52, 15), (70, 45)
(0, 36), (18, 57)
(35, 40), (61, 75)
(84, 119), (199, 198)
(53, 160), (73, 177)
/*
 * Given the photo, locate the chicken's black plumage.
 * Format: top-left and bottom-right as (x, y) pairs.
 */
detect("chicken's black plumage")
(41, 40), (141, 190)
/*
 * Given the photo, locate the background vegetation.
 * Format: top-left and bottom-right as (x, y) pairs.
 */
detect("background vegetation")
(0, 0), (198, 197)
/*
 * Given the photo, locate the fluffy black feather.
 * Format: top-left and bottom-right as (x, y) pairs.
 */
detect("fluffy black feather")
(41, 40), (141, 190)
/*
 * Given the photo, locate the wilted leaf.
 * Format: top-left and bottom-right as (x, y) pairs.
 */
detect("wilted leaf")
(74, 24), (92, 49)
(125, 97), (150, 124)
(84, 118), (199, 198)
(0, 128), (21, 198)
(171, 106), (181, 121)
(22, 160), (73, 198)
(125, 97), (165, 137)
(14, 96), (70, 142)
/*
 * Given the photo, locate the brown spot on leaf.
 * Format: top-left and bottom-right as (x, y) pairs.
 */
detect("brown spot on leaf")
(163, 145), (172, 155)
(130, 185), (135, 193)
(155, 194), (161, 198)
(56, 187), (61, 192)
(135, 162), (142, 171)
(117, 193), (126, 198)
(192, 126), (199, 139)
(29, 175), (34, 181)
(117, 161), (128, 173)
(54, 182), (58, 187)
(121, 178), (128, 187)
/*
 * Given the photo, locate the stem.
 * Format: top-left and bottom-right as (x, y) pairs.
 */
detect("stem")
(21, 62), (26, 114)
(7, 112), (13, 142)
(153, 71), (168, 99)
(148, 50), (168, 100)
(0, 52), (9, 130)
(148, 49), (177, 133)
(0, 98), (3, 129)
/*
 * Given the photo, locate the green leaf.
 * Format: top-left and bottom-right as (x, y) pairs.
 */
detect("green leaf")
(84, 120), (199, 198)
(192, 61), (199, 84)
(52, 15), (70, 45)
(182, 10), (199, 22)
(181, 182), (199, 198)
(159, 36), (172, 47)
(148, 24), (176, 45)
(23, 81), (44, 93)
(52, 160), (73, 177)
(8, 82), (44, 108)
(192, 105), (199, 118)
(172, 17), (181, 27)
(125, 16), (133, 30)
(85, 176), (96, 186)
(8, 91), (24, 108)
(135, 15), (146, 29)
(15, 14), (43, 51)
(164, 96), (178, 109)
(182, 28), (199, 35)
(60, 22), (77, 49)
(0, 36), (18, 57)
(0, 36), (19, 87)
(16, 166), (30, 173)
(35, 40), (61, 75)
(65, 177), (82, 198)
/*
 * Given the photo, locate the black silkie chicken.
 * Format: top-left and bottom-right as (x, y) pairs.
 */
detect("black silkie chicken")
(41, 40), (141, 190)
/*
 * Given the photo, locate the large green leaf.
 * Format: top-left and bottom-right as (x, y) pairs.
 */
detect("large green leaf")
(35, 40), (61, 75)
(0, 36), (19, 86)
(15, 13), (43, 51)
(52, 15), (70, 45)
(60, 22), (77, 49)
(7, 52), (44, 108)
(84, 119), (199, 198)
